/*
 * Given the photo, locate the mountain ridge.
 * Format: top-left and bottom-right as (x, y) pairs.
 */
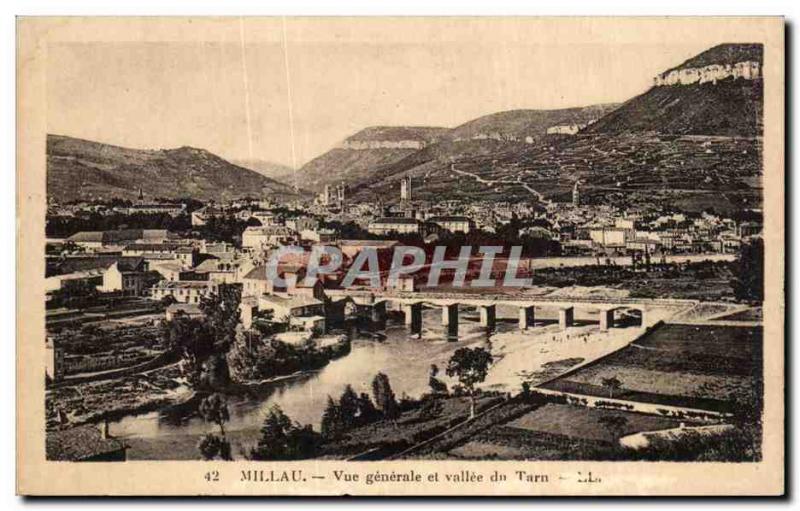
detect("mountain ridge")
(47, 134), (305, 203)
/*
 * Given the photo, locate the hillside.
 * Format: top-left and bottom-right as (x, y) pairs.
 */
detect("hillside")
(584, 79), (763, 137)
(351, 44), (764, 212)
(586, 43), (763, 137)
(345, 126), (449, 144)
(296, 126), (448, 191)
(230, 158), (296, 184)
(298, 107), (618, 192)
(448, 104), (619, 141)
(47, 135), (304, 203)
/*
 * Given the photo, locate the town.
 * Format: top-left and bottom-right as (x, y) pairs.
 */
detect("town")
(42, 41), (765, 466)
(44, 174), (763, 462)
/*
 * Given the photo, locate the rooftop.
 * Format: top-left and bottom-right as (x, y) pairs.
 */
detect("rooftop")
(46, 256), (146, 277)
(338, 239), (399, 247)
(46, 425), (127, 461)
(166, 303), (203, 315)
(67, 229), (171, 244)
(153, 280), (214, 289)
(259, 294), (323, 309)
(370, 217), (421, 225)
(428, 215), (474, 223)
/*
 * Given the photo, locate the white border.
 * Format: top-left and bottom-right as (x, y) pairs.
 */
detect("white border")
(5, 1), (796, 509)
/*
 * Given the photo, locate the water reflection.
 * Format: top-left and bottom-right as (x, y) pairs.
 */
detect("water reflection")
(111, 307), (514, 440)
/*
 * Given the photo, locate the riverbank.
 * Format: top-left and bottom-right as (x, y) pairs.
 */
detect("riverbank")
(46, 363), (192, 429)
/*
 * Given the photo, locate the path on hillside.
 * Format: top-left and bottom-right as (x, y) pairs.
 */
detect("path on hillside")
(449, 162), (552, 205)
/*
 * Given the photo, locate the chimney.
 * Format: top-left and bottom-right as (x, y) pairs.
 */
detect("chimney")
(102, 419), (110, 439)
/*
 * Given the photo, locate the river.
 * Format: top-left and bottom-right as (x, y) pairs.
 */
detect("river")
(109, 308), (519, 459)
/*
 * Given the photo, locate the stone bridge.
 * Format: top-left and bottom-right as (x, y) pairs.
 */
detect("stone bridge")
(327, 289), (688, 340)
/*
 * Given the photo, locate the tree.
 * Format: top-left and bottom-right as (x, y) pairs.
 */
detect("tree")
(598, 415), (629, 441)
(731, 238), (764, 303)
(163, 314), (216, 386)
(357, 392), (379, 425)
(371, 372), (399, 421)
(198, 433), (225, 460)
(226, 325), (264, 382)
(320, 396), (344, 439)
(165, 284), (242, 389)
(200, 284), (242, 353)
(52, 278), (99, 309)
(248, 405), (319, 460)
(199, 393), (230, 437)
(338, 384), (360, 430)
(601, 376), (623, 399)
(446, 346), (493, 419)
(521, 380), (532, 399)
(197, 393), (232, 460)
(428, 364), (448, 395)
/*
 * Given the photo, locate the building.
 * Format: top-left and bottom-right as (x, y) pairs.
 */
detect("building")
(335, 184), (346, 209)
(165, 303), (204, 321)
(589, 228), (627, 248)
(66, 229), (172, 250)
(250, 210), (276, 226)
(192, 256), (252, 284)
(285, 216), (319, 233)
(300, 227), (338, 243)
(400, 176), (412, 201)
(626, 238), (661, 253)
(45, 257), (151, 296)
(190, 206), (224, 226)
(572, 181), (581, 207)
(46, 424), (128, 462)
(368, 217), (422, 236)
(323, 185), (330, 206)
(97, 260), (153, 295)
(427, 216), (475, 234)
(117, 203), (186, 216)
(122, 243), (196, 267)
(150, 280), (217, 304)
(258, 294), (325, 319)
(45, 337), (64, 382)
(149, 260), (184, 282)
(738, 221), (763, 238)
(337, 239), (399, 260)
(242, 226), (298, 250)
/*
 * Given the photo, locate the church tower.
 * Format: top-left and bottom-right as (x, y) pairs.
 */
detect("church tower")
(572, 181), (581, 207)
(400, 176), (412, 202)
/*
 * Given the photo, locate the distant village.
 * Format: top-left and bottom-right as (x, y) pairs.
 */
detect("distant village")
(46, 176), (760, 348)
(46, 176), (763, 315)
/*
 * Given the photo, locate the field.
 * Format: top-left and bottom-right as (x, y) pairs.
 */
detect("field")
(542, 324), (762, 412)
(505, 403), (689, 443)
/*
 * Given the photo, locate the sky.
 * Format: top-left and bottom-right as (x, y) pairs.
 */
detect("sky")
(45, 18), (740, 169)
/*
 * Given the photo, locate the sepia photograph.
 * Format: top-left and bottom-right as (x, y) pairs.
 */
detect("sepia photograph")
(15, 15), (784, 496)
